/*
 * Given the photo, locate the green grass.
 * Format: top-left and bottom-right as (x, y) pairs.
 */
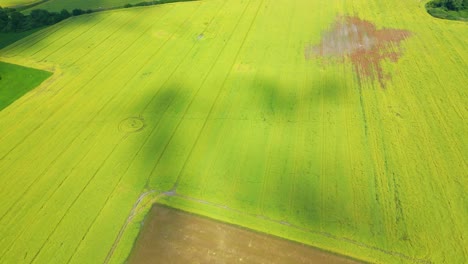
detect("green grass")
(0, 61), (52, 111)
(0, 0), (466, 264)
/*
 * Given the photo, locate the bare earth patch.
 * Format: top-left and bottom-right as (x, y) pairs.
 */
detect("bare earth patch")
(127, 204), (363, 264)
(305, 16), (412, 87)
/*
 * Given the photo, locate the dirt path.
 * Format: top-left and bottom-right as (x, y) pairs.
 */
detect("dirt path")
(103, 190), (159, 264)
(106, 190), (429, 264)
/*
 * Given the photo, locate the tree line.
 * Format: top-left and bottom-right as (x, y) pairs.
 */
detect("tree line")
(0, 7), (91, 33)
(426, 0), (468, 11)
(426, 0), (468, 20)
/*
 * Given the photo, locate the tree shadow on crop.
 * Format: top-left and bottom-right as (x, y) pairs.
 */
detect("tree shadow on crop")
(117, 63), (428, 263)
(132, 83), (189, 187)
(122, 72), (375, 262)
(221, 76), (351, 228)
(252, 75), (342, 118)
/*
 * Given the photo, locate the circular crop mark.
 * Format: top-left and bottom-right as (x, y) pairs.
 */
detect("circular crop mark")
(119, 117), (145, 133)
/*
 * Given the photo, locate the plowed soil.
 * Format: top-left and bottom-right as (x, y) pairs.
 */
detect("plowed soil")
(127, 205), (363, 264)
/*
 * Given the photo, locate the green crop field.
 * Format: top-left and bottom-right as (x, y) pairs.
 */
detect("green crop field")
(0, 0), (466, 263)
(23, 0), (173, 12)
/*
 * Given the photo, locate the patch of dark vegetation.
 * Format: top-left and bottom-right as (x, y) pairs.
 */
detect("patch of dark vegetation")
(0, 61), (52, 111)
(0, 26), (44, 49)
(0, 6), (74, 33)
(426, 0), (468, 21)
(0, 0), (197, 33)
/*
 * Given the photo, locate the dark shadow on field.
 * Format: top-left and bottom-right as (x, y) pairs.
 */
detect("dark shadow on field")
(250, 76), (342, 119)
(0, 27), (46, 50)
(116, 74), (377, 263)
(137, 75), (342, 187)
(216, 76), (349, 229)
(130, 84), (187, 181)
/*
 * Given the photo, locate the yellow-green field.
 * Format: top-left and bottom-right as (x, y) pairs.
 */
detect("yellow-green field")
(22, 0), (178, 12)
(0, 0), (41, 7)
(0, 0), (466, 263)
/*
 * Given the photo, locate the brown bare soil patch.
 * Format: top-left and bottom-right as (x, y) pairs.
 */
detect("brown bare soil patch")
(305, 16), (411, 87)
(127, 204), (363, 264)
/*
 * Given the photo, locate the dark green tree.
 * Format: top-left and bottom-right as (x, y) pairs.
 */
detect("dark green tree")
(427, 0), (467, 10)
(60, 9), (71, 19)
(72, 9), (85, 16)
(29, 9), (50, 26)
(0, 7), (9, 31)
(447, 0), (464, 10)
(7, 10), (25, 32)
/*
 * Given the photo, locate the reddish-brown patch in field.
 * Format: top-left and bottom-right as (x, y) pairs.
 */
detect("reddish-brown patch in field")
(305, 16), (411, 88)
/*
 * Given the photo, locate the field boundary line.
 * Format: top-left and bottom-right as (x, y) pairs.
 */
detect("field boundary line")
(106, 189), (432, 264)
(103, 190), (169, 264)
(170, 193), (432, 264)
